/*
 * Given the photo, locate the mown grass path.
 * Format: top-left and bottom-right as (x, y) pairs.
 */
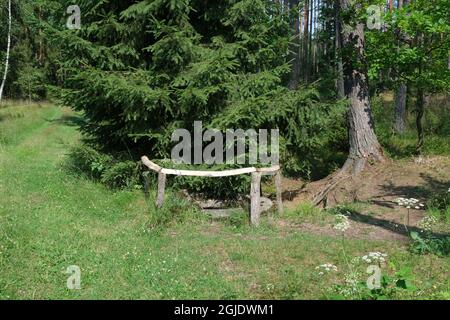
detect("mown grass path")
(0, 105), (448, 299)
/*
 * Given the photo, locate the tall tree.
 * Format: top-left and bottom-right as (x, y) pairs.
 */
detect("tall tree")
(334, 0), (345, 98)
(288, 0), (301, 89)
(338, 0), (385, 172)
(0, 0), (11, 100)
(314, 0), (385, 205)
(303, 0), (309, 82)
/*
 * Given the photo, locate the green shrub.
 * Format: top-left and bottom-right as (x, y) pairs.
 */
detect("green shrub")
(409, 232), (450, 256)
(172, 171), (250, 200)
(146, 194), (204, 230)
(67, 144), (113, 179)
(67, 144), (142, 189)
(101, 161), (141, 189)
(427, 190), (450, 221)
(223, 210), (249, 229)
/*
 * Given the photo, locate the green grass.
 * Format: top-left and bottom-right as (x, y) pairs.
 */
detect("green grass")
(0, 104), (449, 300)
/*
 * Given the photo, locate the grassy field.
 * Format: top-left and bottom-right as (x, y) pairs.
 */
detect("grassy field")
(0, 103), (449, 300)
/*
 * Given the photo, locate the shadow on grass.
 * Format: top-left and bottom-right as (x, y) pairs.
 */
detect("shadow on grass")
(343, 208), (449, 240)
(382, 141), (417, 159)
(375, 173), (449, 202)
(48, 114), (86, 127)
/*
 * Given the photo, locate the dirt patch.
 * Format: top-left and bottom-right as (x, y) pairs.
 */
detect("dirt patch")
(282, 156), (450, 242)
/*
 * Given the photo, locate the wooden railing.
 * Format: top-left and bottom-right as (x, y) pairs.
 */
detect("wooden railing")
(141, 156), (283, 226)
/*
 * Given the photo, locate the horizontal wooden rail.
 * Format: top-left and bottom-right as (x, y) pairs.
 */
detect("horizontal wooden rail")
(141, 156), (280, 176)
(141, 155), (283, 225)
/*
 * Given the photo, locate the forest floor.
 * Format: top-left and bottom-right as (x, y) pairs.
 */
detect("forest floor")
(281, 156), (450, 243)
(0, 103), (449, 300)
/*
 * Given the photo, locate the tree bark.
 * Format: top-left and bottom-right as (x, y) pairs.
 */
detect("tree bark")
(312, 0), (385, 206)
(334, 0), (345, 98)
(393, 0), (407, 134)
(415, 88), (428, 154)
(0, 0), (12, 101)
(308, 0), (313, 81)
(394, 83), (407, 134)
(303, 0), (309, 83)
(288, 0), (301, 89)
(338, 0), (385, 173)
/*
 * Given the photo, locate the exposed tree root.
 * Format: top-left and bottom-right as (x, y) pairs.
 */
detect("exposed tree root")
(312, 156), (384, 207)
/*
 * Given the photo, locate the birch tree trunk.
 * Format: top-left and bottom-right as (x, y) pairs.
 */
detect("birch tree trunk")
(0, 0), (12, 101)
(338, 0), (385, 174)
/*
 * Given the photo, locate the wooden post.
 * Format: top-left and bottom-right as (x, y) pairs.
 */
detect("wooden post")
(250, 172), (262, 226)
(275, 170), (283, 215)
(143, 171), (150, 199)
(156, 172), (166, 208)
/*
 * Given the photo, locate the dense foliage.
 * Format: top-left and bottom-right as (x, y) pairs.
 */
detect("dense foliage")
(0, 0), (448, 192)
(42, 0), (347, 184)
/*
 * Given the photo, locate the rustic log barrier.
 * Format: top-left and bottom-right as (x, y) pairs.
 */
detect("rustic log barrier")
(141, 156), (283, 226)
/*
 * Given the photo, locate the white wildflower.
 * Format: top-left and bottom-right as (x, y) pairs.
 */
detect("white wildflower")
(361, 252), (388, 264)
(395, 197), (425, 209)
(316, 263), (338, 275)
(418, 215), (438, 231)
(338, 272), (361, 297)
(333, 214), (350, 232)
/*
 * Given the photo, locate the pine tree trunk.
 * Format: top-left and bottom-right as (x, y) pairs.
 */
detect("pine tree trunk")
(394, 83), (407, 134)
(334, 0), (345, 98)
(288, 0), (301, 89)
(338, 0), (384, 173)
(303, 0), (309, 83)
(0, 0), (12, 101)
(308, 0), (313, 82)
